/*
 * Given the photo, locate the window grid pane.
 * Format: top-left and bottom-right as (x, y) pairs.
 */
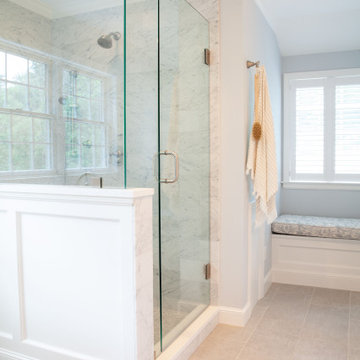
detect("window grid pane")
(0, 49), (51, 174)
(65, 119), (106, 170)
(335, 84), (360, 175)
(0, 112), (52, 173)
(295, 87), (324, 174)
(62, 70), (104, 122)
(0, 52), (48, 115)
(63, 69), (106, 170)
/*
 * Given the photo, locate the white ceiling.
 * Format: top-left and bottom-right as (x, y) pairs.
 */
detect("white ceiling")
(255, 0), (360, 56)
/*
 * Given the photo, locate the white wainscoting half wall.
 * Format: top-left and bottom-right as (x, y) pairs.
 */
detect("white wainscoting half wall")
(0, 184), (154, 360)
(272, 234), (360, 292)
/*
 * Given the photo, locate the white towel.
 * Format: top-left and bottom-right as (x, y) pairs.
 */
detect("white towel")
(246, 66), (278, 226)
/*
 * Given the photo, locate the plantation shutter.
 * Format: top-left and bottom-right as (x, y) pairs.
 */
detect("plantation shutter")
(285, 70), (360, 184)
(335, 83), (360, 176)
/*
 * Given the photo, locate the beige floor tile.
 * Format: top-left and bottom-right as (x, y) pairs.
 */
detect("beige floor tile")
(190, 305), (268, 360)
(242, 304), (269, 337)
(351, 292), (360, 321)
(311, 288), (350, 309)
(271, 285), (314, 308)
(274, 284), (314, 298)
(191, 285), (353, 360)
(349, 319), (360, 350)
(254, 284), (312, 338)
(276, 283), (313, 293)
(349, 348), (360, 360)
(256, 283), (280, 307)
(293, 335), (347, 360)
(236, 331), (297, 360)
(255, 303), (308, 338)
(189, 325), (247, 360)
(301, 304), (349, 343)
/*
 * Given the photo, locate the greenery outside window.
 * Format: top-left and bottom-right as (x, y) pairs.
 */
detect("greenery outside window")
(0, 50), (52, 173)
(62, 69), (107, 170)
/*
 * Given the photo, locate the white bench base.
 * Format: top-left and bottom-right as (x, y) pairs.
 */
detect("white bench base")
(272, 234), (360, 292)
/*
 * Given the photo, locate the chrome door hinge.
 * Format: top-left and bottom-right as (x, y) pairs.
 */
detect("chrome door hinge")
(204, 48), (210, 65)
(205, 263), (211, 280)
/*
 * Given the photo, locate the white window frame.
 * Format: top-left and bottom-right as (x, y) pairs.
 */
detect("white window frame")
(283, 68), (360, 190)
(0, 44), (55, 178)
(0, 40), (118, 180)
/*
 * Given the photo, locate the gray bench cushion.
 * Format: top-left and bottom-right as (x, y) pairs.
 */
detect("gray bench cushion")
(272, 214), (360, 240)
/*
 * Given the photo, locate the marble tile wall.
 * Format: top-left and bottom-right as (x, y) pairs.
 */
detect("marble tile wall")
(0, 0), (51, 52)
(51, 6), (125, 187)
(187, 0), (220, 307)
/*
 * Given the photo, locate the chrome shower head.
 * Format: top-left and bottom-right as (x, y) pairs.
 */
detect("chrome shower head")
(97, 32), (121, 49)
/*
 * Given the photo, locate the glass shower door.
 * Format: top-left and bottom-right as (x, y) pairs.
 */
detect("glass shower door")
(159, 0), (210, 350)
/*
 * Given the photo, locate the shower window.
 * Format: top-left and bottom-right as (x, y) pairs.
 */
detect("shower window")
(0, 50), (52, 174)
(62, 69), (107, 170)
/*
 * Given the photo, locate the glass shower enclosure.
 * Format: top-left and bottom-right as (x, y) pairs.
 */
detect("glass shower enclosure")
(0, 0), (210, 355)
(126, 0), (210, 353)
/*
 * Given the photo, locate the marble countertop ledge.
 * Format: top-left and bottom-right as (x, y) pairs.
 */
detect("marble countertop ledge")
(0, 184), (154, 205)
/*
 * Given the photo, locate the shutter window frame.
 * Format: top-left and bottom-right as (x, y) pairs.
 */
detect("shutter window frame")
(284, 68), (360, 186)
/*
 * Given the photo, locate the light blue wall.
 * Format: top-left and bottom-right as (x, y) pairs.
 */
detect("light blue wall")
(283, 50), (360, 73)
(244, 0), (283, 211)
(281, 50), (360, 218)
(242, 0), (282, 274)
(219, 0), (283, 308)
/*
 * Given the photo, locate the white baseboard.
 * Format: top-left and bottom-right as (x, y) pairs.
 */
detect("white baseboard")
(218, 302), (252, 327)
(273, 269), (360, 292)
(157, 306), (219, 360)
(0, 348), (39, 360)
(264, 271), (272, 294)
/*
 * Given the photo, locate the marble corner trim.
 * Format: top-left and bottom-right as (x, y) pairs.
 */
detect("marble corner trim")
(135, 196), (154, 360)
(0, 184), (154, 205)
(157, 306), (219, 360)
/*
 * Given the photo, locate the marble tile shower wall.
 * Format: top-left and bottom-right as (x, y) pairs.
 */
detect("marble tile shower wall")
(187, 0), (220, 306)
(159, 0), (211, 316)
(51, 6), (125, 186)
(0, 0), (51, 52)
(0, 0), (124, 186)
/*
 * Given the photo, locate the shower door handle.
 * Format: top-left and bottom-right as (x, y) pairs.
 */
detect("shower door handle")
(159, 151), (179, 184)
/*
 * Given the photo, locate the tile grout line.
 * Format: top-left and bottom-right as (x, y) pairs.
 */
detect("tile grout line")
(233, 285), (281, 360)
(289, 286), (316, 360)
(347, 292), (352, 360)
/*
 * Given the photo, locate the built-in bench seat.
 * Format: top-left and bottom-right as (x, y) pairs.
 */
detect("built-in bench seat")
(272, 214), (360, 241)
(271, 214), (360, 292)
